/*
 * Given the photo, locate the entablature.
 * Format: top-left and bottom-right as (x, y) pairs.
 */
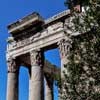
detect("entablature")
(6, 22), (64, 59)
(6, 9), (81, 59)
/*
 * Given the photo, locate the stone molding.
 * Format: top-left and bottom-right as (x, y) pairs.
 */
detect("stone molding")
(7, 58), (19, 73)
(8, 12), (44, 34)
(45, 10), (70, 24)
(30, 49), (42, 67)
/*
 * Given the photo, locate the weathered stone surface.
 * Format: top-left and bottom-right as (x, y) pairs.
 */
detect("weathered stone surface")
(45, 75), (54, 100)
(8, 12), (44, 34)
(6, 9), (79, 100)
(7, 58), (19, 73)
(7, 72), (19, 100)
(29, 50), (44, 100)
(6, 58), (19, 100)
(58, 38), (72, 77)
(58, 38), (72, 60)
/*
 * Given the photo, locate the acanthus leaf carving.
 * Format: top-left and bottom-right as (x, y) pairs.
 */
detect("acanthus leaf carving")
(7, 57), (19, 73)
(30, 49), (42, 67)
(58, 38), (72, 58)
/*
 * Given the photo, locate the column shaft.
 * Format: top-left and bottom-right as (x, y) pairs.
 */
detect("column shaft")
(6, 58), (19, 100)
(7, 72), (19, 100)
(29, 50), (44, 100)
(45, 75), (53, 100)
(58, 38), (72, 77)
(58, 38), (72, 99)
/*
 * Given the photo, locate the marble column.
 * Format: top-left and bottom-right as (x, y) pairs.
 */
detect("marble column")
(6, 58), (19, 100)
(29, 49), (44, 100)
(58, 38), (72, 99)
(45, 74), (54, 100)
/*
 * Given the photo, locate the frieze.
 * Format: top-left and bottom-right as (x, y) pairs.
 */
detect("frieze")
(7, 22), (64, 51)
(47, 22), (63, 33)
(30, 32), (41, 41)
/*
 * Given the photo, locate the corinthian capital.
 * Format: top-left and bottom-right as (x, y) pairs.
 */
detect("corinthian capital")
(58, 38), (72, 58)
(30, 49), (42, 66)
(7, 58), (19, 73)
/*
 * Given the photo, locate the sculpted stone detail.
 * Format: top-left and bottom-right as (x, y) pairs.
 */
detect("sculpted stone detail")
(8, 32), (41, 50)
(7, 58), (19, 73)
(7, 22), (64, 52)
(45, 74), (54, 100)
(58, 38), (72, 58)
(30, 50), (42, 66)
(64, 17), (75, 35)
(47, 22), (63, 33)
(30, 32), (41, 41)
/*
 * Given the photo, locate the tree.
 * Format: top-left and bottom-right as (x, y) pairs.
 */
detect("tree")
(60, 0), (100, 99)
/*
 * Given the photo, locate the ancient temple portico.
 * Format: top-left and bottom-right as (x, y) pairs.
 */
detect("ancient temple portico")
(6, 10), (76, 100)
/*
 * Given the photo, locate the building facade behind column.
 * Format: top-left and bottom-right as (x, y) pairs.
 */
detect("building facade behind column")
(6, 8), (80, 100)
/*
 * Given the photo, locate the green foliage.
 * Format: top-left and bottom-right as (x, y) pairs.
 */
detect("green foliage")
(61, 32), (100, 100)
(61, 0), (100, 99)
(65, 0), (81, 9)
